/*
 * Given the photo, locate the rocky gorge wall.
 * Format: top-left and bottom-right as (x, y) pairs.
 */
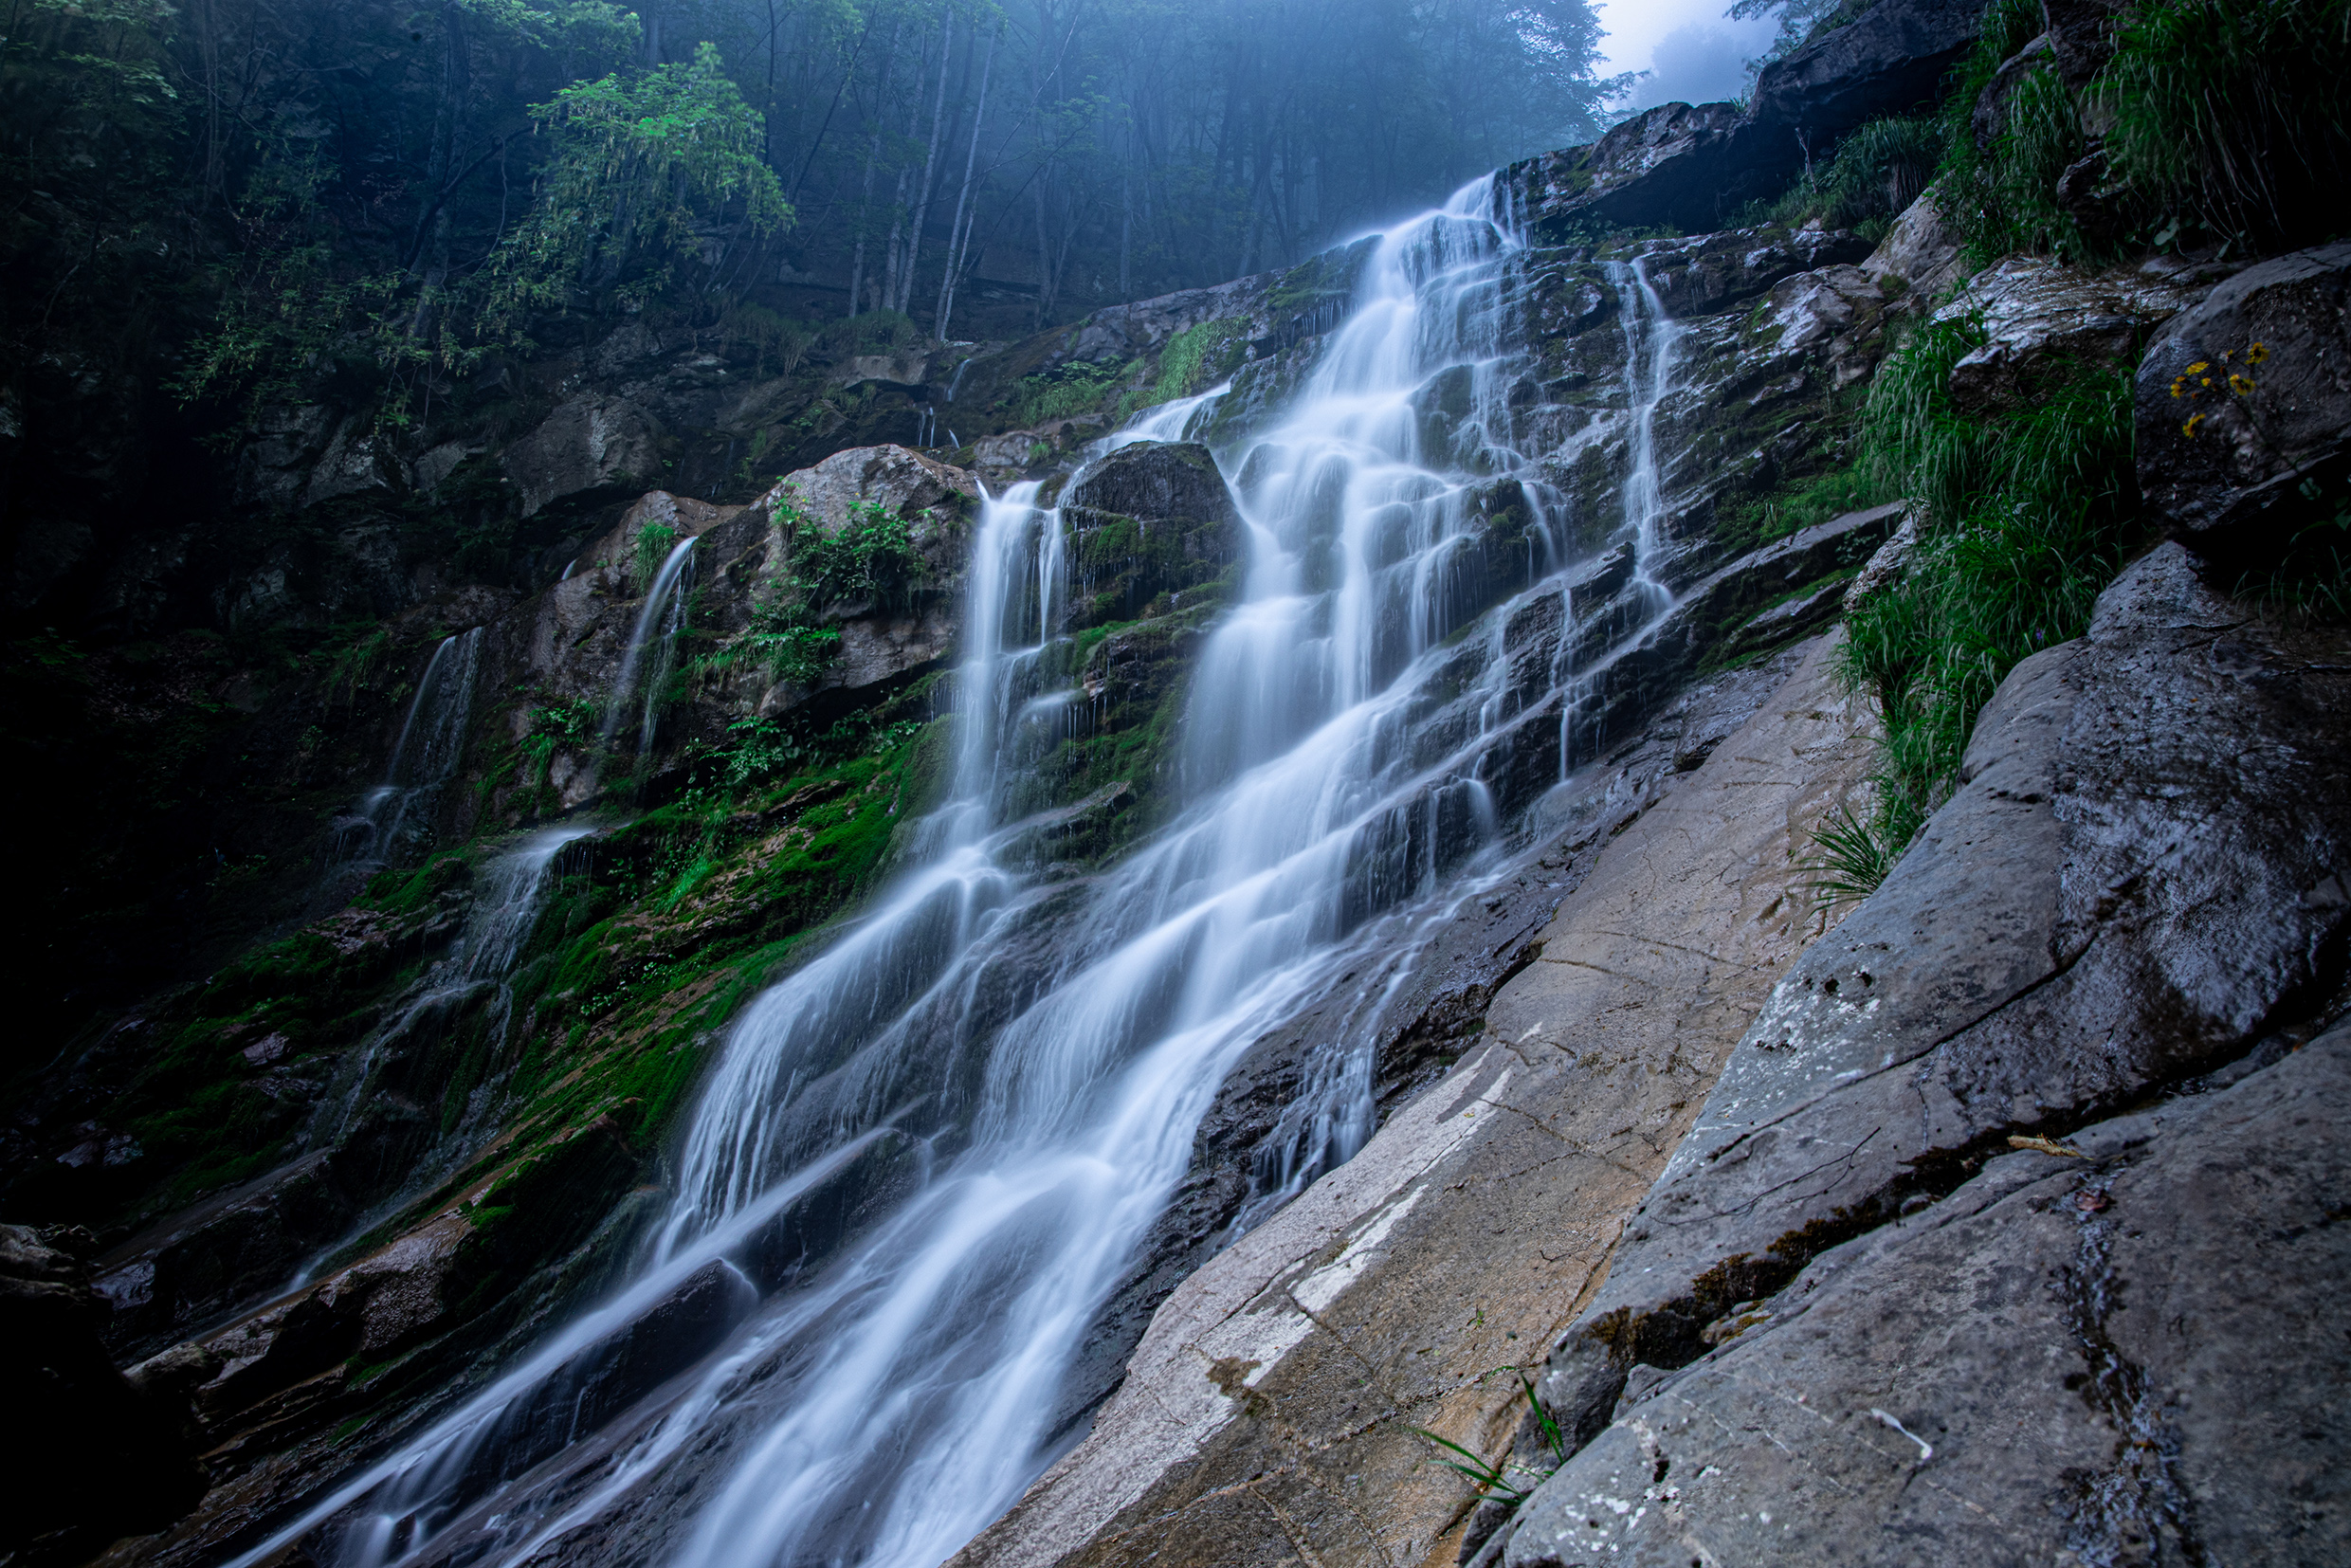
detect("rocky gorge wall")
(7, 0), (2350, 1562)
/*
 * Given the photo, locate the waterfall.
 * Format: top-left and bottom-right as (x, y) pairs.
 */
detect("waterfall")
(323, 628), (483, 884)
(605, 533), (701, 757)
(232, 177), (1695, 1568)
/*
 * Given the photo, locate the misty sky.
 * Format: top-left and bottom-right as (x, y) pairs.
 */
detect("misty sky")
(1596, 0), (1783, 110)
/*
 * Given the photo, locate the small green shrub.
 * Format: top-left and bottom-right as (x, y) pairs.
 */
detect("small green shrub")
(1934, 0), (2103, 266)
(1011, 358), (1131, 428)
(792, 499), (924, 611)
(633, 520), (683, 585)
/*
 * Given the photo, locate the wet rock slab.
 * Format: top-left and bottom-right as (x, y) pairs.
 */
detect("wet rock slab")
(1504, 1022), (2351, 1568)
(1525, 540), (2351, 1470)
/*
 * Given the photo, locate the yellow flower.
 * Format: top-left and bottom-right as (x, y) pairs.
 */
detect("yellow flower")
(2187, 360), (2211, 374)
(2183, 412), (2206, 437)
(2200, 376), (2213, 388)
(2230, 374), (2255, 395)
(2246, 342), (2269, 363)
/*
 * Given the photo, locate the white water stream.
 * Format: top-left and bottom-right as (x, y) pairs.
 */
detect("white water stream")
(230, 180), (1690, 1568)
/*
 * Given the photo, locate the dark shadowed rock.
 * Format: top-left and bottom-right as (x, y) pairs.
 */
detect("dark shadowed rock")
(1057, 442), (1244, 629)
(1746, 0), (1986, 134)
(1528, 541), (2351, 1440)
(1507, 0), (1984, 237)
(503, 395), (665, 518)
(0, 1224), (209, 1558)
(2135, 241), (2351, 536)
(1504, 1023), (2351, 1568)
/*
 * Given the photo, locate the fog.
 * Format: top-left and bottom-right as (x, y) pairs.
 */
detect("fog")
(1598, 0), (1783, 109)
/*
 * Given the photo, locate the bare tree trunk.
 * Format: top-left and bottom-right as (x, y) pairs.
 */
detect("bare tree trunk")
(405, 0), (469, 275)
(847, 21), (903, 319)
(894, 10), (955, 316)
(935, 21), (998, 338)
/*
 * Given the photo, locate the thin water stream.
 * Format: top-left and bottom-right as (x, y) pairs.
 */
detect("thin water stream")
(228, 179), (1691, 1568)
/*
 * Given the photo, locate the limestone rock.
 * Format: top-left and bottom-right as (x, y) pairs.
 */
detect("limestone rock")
(1504, 1024), (2351, 1568)
(1508, 103), (1763, 237)
(2134, 240), (2351, 535)
(1860, 191), (1966, 306)
(1638, 226), (1876, 319)
(301, 413), (410, 509)
(1938, 252), (2224, 411)
(502, 394), (664, 518)
(758, 442), (976, 582)
(1531, 541), (2351, 1432)
(949, 636), (1878, 1568)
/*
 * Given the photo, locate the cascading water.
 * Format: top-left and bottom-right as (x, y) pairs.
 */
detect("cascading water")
(231, 177), (1698, 1568)
(607, 534), (702, 758)
(320, 629), (484, 895)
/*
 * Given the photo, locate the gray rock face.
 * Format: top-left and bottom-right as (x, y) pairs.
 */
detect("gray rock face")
(1058, 441), (1244, 629)
(1503, 1022), (2351, 1568)
(502, 395), (665, 518)
(2135, 240), (2351, 534)
(1937, 252), (2229, 412)
(1859, 191), (1966, 308)
(1506, 0), (1984, 236)
(1531, 540), (2351, 1431)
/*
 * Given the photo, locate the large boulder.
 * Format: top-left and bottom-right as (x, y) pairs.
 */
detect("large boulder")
(1524, 541), (2351, 1449)
(1054, 441), (1244, 630)
(502, 394), (665, 518)
(759, 442), (977, 582)
(1504, 1023), (2351, 1568)
(1937, 252), (2229, 412)
(2135, 240), (2351, 536)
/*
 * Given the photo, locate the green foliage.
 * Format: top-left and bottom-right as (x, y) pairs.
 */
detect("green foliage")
(1826, 321), (2140, 894)
(478, 42), (792, 337)
(1749, 116), (1946, 238)
(1134, 319), (1248, 412)
(2096, 0), (2351, 253)
(517, 693), (605, 805)
(633, 520), (683, 585)
(1011, 359), (1131, 429)
(1414, 1372), (1570, 1510)
(791, 499), (925, 611)
(1933, 0), (2101, 266)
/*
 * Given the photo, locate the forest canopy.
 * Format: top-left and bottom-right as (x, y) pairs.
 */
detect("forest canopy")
(2, 0), (1629, 427)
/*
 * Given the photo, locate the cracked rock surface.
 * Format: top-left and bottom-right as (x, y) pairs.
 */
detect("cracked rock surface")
(1520, 538), (2351, 1534)
(1503, 1020), (2351, 1567)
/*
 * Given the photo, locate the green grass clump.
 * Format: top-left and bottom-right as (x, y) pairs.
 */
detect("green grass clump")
(2096, 0), (2351, 253)
(1934, 0), (2100, 265)
(1749, 116), (1947, 239)
(1818, 317), (2139, 900)
(1011, 359), (1132, 429)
